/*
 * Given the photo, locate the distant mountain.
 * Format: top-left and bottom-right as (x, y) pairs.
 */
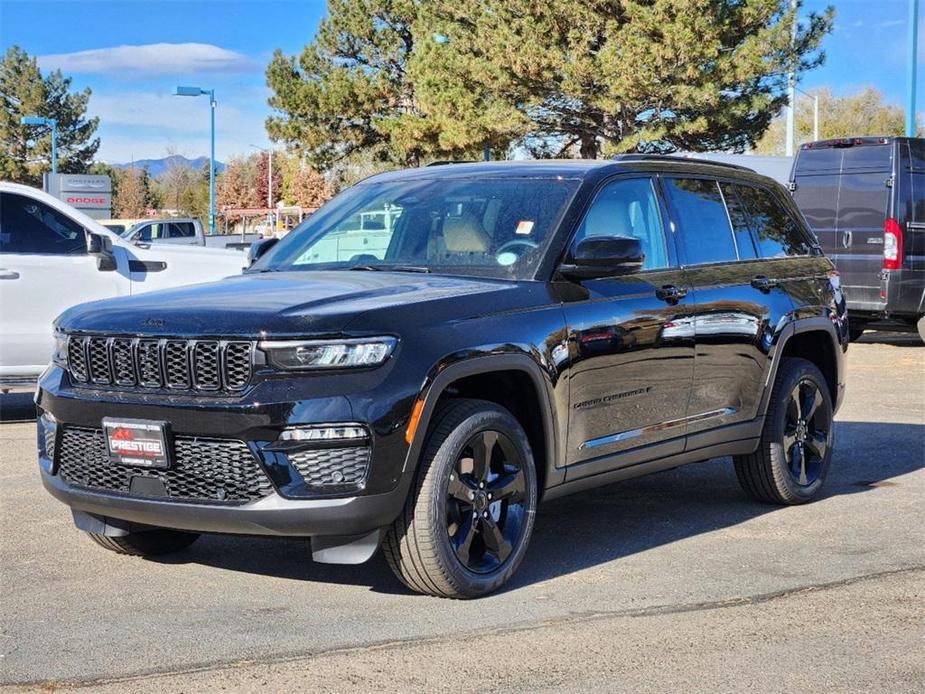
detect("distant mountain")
(112, 155), (225, 178)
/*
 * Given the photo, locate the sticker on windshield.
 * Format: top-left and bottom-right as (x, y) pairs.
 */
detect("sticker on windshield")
(515, 220), (535, 235)
(497, 252), (518, 266)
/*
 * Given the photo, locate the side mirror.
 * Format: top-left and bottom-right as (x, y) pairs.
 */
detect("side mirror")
(87, 232), (117, 271)
(559, 236), (644, 280)
(248, 237), (279, 267)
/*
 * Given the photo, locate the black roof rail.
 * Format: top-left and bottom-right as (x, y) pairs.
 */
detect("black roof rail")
(610, 153), (754, 172)
(425, 160), (479, 167)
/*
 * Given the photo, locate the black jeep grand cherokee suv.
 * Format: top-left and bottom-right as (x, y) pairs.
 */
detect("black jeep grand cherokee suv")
(37, 156), (847, 598)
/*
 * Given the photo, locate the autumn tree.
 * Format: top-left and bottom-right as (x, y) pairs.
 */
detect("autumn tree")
(281, 156), (331, 208)
(0, 46), (99, 185)
(754, 86), (922, 155)
(113, 167), (157, 218)
(265, 0), (518, 170)
(217, 155), (259, 220)
(255, 151), (284, 208)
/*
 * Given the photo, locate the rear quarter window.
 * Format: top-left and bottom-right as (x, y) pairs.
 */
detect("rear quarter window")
(732, 184), (810, 258)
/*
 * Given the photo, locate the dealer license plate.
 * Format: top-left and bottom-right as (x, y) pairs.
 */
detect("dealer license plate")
(103, 418), (171, 469)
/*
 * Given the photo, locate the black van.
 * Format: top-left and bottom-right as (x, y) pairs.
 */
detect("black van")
(790, 137), (924, 339)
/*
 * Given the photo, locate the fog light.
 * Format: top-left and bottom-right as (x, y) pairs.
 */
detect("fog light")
(288, 447), (371, 490)
(278, 424), (368, 443)
(37, 412), (58, 472)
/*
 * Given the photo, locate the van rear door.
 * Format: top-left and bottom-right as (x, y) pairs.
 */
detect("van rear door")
(792, 140), (892, 311)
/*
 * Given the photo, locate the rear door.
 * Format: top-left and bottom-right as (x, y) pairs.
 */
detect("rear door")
(661, 176), (798, 437)
(165, 221), (200, 245)
(792, 142), (892, 311)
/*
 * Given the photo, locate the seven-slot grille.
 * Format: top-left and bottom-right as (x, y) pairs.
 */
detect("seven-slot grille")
(66, 335), (254, 393)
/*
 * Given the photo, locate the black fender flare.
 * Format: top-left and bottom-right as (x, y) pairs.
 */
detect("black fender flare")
(401, 353), (565, 494)
(758, 315), (845, 417)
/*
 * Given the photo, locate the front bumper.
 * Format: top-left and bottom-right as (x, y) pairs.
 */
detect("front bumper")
(40, 463), (409, 538)
(35, 363), (419, 542)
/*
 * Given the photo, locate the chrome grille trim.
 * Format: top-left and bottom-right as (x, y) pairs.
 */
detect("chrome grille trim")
(63, 335), (254, 394)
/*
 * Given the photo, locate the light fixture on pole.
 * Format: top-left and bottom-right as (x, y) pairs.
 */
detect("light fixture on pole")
(175, 86), (216, 235)
(20, 115), (58, 175)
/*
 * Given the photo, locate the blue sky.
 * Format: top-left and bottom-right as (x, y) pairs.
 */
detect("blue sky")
(0, 0), (921, 164)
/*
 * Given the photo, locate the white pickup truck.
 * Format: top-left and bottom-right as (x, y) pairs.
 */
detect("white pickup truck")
(107, 217), (261, 250)
(0, 182), (248, 391)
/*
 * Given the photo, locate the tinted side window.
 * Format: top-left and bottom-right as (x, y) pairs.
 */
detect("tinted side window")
(573, 177), (669, 270)
(169, 222), (196, 238)
(719, 183), (758, 260)
(663, 178), (737, 265)
(0, 193), (86, 255)
(732, 184), (809, 258)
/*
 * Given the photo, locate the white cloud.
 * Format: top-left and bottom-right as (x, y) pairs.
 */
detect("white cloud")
(37, 43), (257, 75)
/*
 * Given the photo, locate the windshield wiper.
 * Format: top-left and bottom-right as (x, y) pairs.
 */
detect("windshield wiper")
(348, 264), (431, 274)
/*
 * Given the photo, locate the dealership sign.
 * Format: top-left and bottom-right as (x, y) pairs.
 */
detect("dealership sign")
(45, 173), (112, 218)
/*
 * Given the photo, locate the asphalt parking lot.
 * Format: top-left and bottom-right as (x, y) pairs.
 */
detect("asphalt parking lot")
(1, 333), (923, 692)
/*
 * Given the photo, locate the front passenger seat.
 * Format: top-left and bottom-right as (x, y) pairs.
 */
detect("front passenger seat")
(438, 212), (491, 254)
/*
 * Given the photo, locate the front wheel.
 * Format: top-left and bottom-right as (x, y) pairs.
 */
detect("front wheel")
(734, 358), (834, 505)
(383, 399), (538, 598)
(87, 528), (200, 556)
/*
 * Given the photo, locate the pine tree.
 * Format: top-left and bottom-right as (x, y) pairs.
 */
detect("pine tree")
(0, 45), (99, 185)
(420, 0), (833, 158)
(265, 0), (518, 170)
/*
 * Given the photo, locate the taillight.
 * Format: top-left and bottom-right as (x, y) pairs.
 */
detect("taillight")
(883, 218), (902, 270)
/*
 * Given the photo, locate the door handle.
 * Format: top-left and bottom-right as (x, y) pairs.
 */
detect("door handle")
(655, 285), (687, 304)
(0, 269), (20, 280)
(842, 230), (852, 249)
(750, 275), (779, 292)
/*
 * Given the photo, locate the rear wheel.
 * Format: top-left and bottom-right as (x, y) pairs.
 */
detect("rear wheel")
(917, 316), (925, 343)
(847, 322), (866, 342)
(87, 529), (200, 556)
(383, 399), (538, 598)
(734, 358), (834, 505)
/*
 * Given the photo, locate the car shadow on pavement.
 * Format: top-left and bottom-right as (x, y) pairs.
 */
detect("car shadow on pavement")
(0, 393), (36, 422)
(153, 420), (924, 596)
(855, 330), (923, 347)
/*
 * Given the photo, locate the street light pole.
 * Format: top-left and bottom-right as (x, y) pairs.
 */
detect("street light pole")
(785, 0), (797, 157)
(793, 86), (820, 143)
(176, 86), (216, 235)
(907, 0), (920, 136)
(20, 115), (58, 175)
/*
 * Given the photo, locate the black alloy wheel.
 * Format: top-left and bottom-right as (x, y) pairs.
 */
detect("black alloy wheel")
(782, 379), (831, 487)
(733, 357), (835, 505)
(445, 430), (528, 574)
(383, 398), (538, 598)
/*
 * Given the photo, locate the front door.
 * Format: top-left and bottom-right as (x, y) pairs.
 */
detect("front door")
(561, 176), (695, 470)
(0, 192), (126, 378)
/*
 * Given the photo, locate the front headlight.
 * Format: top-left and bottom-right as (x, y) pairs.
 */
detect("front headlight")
(258, 337), (397, 371)
(52, 331), (68, 369)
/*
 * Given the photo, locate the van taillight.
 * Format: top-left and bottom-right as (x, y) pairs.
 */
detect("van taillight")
(883, 218), (902, 270)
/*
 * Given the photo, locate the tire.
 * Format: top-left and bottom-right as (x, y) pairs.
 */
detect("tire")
(917, 316), (925, 344)
(847, 323), (866, 342)
(733, 357), (834, 505)
(383, 398), (538, 598)
(87, 529), (200, 556)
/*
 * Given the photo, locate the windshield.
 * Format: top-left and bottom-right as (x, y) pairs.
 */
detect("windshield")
(251, 175), (580, 279)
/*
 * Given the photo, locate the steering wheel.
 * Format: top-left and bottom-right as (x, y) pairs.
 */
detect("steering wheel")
(495, 238), (539, 257)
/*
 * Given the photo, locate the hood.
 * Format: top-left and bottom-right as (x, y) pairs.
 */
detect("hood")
(56, 270), (535, 337)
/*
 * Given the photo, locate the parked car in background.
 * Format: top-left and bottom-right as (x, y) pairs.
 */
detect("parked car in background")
(0, 182), (247, 391)
(113, 217), (261, 250)
(37, 157), (847, 597)
(99, 218), (146, 235)
(790, 137), (924, 341)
